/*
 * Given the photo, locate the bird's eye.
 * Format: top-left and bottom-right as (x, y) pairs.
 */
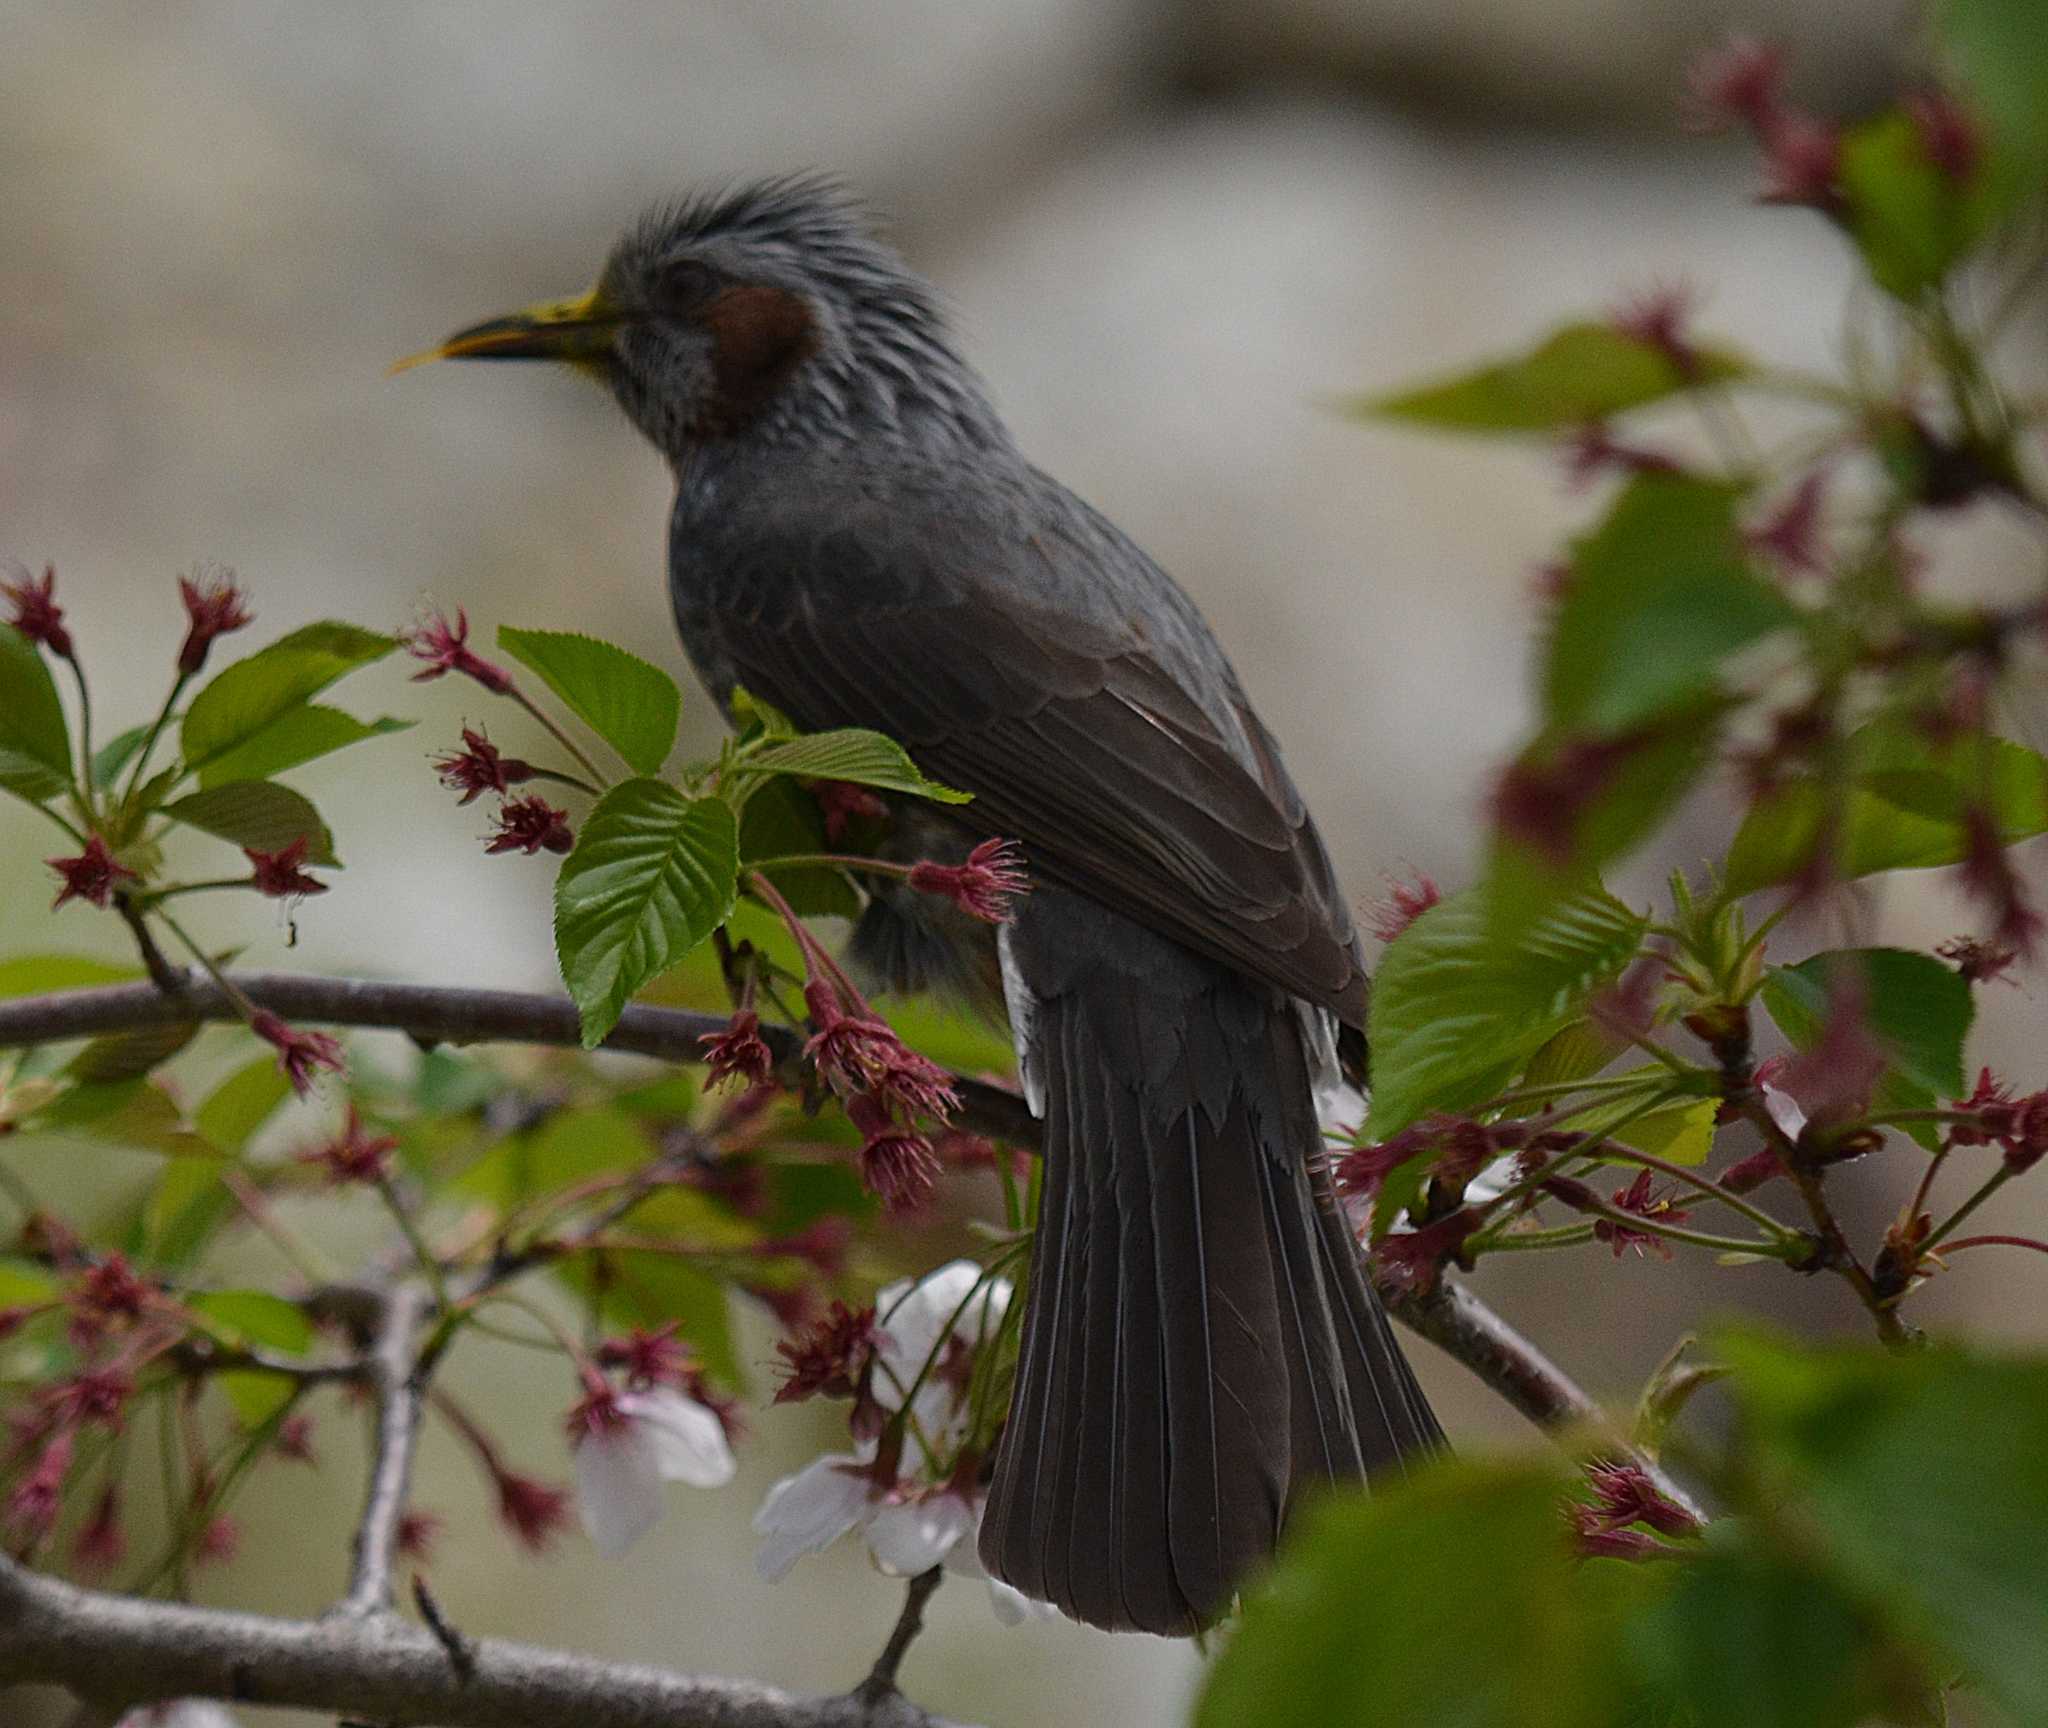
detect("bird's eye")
(655, 258), (719, 311)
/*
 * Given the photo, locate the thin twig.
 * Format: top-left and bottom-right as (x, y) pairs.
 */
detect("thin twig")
(857, 1568), (946, 1705)
(337, 1283), (432, 1619)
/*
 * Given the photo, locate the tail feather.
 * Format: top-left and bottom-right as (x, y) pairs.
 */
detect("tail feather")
(979, 890), (1445, 1635)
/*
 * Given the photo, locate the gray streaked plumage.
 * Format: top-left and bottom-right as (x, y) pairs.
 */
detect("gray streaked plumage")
(447, 176), (1443, 1633)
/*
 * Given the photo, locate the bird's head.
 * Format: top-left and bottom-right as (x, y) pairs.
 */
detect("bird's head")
(395, 176), (995, 460)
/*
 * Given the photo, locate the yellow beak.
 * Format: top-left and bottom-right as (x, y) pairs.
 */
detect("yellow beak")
(389, 287), (618, 376)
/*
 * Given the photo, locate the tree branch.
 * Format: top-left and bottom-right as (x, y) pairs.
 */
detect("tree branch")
(337, 1282), (432, 1619)
(0, 969), (1039, 1145)
(1, 972), (1647, 1463)
(0, 1551), (975, 1728)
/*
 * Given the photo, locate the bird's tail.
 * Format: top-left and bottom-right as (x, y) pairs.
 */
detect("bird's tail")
(978, 891), (1443, 1635)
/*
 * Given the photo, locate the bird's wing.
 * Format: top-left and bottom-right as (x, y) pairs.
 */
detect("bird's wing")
(679, 477), (1370, 1024)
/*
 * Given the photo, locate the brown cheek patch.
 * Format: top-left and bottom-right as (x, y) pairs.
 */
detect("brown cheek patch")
(695, 284), (818, 436)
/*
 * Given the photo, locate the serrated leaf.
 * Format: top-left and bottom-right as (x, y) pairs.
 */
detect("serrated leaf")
(1762, 948), (1974, 1103)
(1726, 725), (2048, 896)
(0, 627), (73, 802)
(498, 625), (681, 776)
(1367, 885), (1648, 1147)
(161, 780), (338, 865)
(1546, 477), (1796, 735)
(554, 780), (738, 1047)
(0, 955), (141, 997)
(740, 728), (970, 805)
(180, 621), (396, 770)
(189, 1289), (315, 1355)
(1355, 321), (1751, 433)
(196, 704), (412, 789)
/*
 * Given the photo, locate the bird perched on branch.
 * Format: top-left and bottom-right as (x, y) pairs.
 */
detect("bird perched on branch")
(402, 177), (1443, 1634)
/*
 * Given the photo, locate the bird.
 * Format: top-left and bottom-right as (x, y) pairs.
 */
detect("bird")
(402, 177), (1443, 1635)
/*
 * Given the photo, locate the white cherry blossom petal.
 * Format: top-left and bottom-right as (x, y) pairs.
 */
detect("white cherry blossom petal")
(620, 1387), (736, 1488)
(986, 1576), (1058, 1625)
(118, 1707), (242, 1728)
(573, 1418), (666, 1558)
(864, 1489), (974, 1576)
(1762, 1082), (1808, 1142)
(753, 1453), (873, 1581)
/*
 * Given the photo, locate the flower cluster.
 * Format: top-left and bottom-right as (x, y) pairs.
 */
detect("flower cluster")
(1949, 1070), (2048, 1174)
(564, 1326), (737, 1557)
(752, 1261), (1049, 1625)
(1566, 1460), (1702, 1561)
(801, 978), (957, 1213)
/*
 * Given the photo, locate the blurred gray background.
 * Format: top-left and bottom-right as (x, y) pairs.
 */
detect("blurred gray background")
(5, 3), (2042, 1724)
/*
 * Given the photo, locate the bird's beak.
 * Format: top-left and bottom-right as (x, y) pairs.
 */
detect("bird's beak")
(388, 286), (619, 375)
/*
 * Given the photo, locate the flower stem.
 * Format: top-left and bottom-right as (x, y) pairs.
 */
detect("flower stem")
(120, 669), (191, 808)
(509, 689), (611, 786)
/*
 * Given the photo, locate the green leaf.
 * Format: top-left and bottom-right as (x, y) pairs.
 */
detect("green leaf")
(1545, 476), (1796, 735)
(729, 685), (798, 741)
(180, 621), (396, 770)
(1939, 0), (2048, 172)
(0, 1258), (58, 1309)
(740, 729), (971, 805)
(1726, 724), (2048, 895)
(65, 1021), (200, 1084)
(194, 1057), (293, 1157)
(0, 626), (73, 802)
(553, 1254), (742, 1390)
(1366, 884), (1648, 1147)
(1724, 1331), (2048, 1722)
(160, 780), (338, 865)
(196, 704), (412, 789)
(1625, 1546), (1895, 1728)
(1614, 1096), (1719, 1165)
(0, 955), (141, 997)
(1355, 320), (1751, 433)
(189, 1289), (315, 1355)
(1762, 948), (1974, 1102)
(737, 776), (862, 920)
(497, 626), (681, 777)
(32, 1080), (213, 1157)
(1839, 109), (2003, 301)
(1200, 1462), (1645, 1728)
(454, 1104), (651, 1208)
(91, 724), (154, 791)
(553, 781), (739, 1047)
(218, 1370), (299, 1429)
(1486, 709), (1721, 932)
(144, 1157), (236, 1269)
